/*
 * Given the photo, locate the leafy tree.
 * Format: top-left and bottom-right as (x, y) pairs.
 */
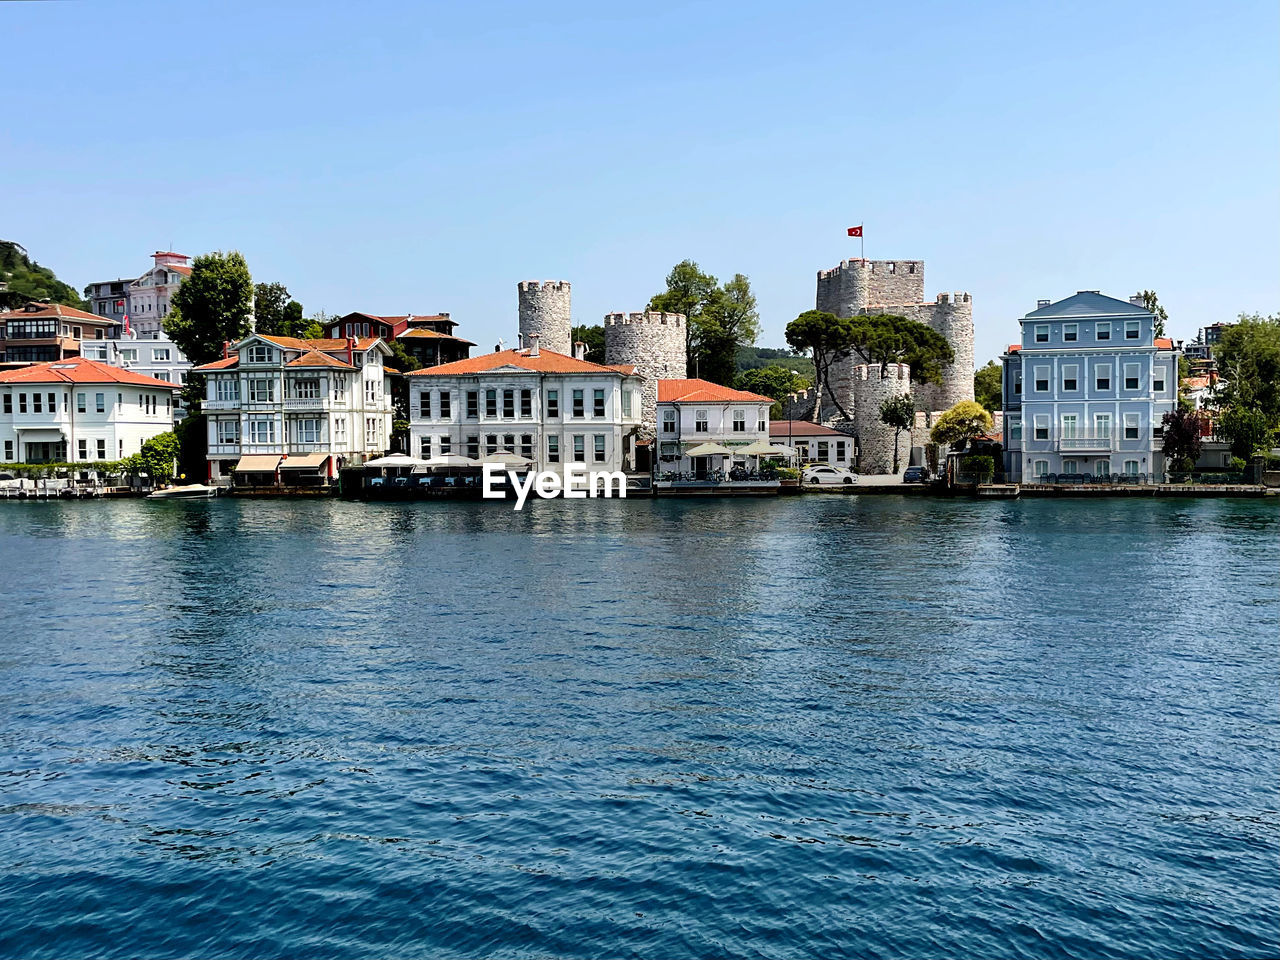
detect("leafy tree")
(736, 345), (815, 380)
(649, 260), (760, 383)
(929, 400), (993, 451)
(1161, 407), (1206, 474)
(879, 394), (915, 473)
(974, 360), (1002, 411)
(704, 273), (761, 346)
(1213, 312), (1280, 420)
(281, 300), (306, 336)
(785, 310), (859, 421)
(164, 251), (253, 367)
(298, 318), (325, 340)
(136, 431), (180, 484)
(0, 240), (88, 310)
(735, 365), (812, 419)
(1217, 405), (1274, 460)
(846, 314), (954, 385)
(1139, 290), (1168, 339)
(253, 282), (290, 335)
(386, 339), (422, 373)
(570, 323), (605, 360)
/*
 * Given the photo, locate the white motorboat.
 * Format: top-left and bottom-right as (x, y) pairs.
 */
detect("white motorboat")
(146, 483), (220, 500)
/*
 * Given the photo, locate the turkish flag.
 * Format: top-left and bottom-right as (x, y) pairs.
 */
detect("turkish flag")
(847, 226), (863, 237)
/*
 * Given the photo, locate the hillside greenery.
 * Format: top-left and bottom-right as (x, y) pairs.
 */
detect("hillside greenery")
(0, 240), (88, 310)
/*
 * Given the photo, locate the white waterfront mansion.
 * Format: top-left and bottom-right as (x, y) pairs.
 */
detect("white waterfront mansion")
(0, 357), (179, 467)
(197, 334), (395, 485)
(406, 341), (645, 473)
(655, 379), (773, 478)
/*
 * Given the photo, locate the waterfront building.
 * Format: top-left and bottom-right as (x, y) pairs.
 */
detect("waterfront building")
(322, 312), (474, 369)
(770, 420), (854, 468)
(406, 340), (645, 473)
(196, 334), (395, 485)
(1001, 291), (1180, 482)
(656, 379), (772, 478)
(0, 302), (117, 367)
(0, 356), (179, 466)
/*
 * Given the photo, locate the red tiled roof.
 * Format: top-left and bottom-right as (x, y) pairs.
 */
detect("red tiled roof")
(0, 356), (180, 388)
(4, 302), (107, 323)
(607, 363), (639, 375)
(1155, 337), (1174, 349)
(769, 420), (846, 437)
(195, 356), (239, 371)
(657, 378), (772, 404)
(1008, 344), (1021, 352)
(398, 328), (475, 344)
(153, 251), (189, 259)
(286, 350), (353, 369)
(407, 347), (632, 377)
(1182, 376), (1211, 390)
(169, 264), (192, 277)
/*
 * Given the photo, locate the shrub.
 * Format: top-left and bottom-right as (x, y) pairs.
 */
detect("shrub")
(957, 454), (995, 483)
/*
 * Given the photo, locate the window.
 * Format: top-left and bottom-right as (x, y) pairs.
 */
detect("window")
(1061, 415), (1077, 439)
(1034, 366), (1049, 393)
(334, 374), (346, 397)
(572, 389), (584, 417)
(419, 392), (432, 419)
(47, 392), (56, 413)
(96, 439), (106, 459)
(439, 435), (451, 455)
(250, 379), (275, 403)
(1014, 378), (1022, 395)
(248, 417), (276, 443)
(1033, 460), (1049, 478)
(1096, 368), (1111, 391)
(546, 390), (559, 418)
(217, 419), (240, 443)
(1063, 324), (1078, 342)
(1096, 322), (1111, 341)
(573, 435), (585, 461)
(154, 372), (170, 383)
(1062, 365), (1078, 391)
(622, 390), (632, 418)
(365, 417), (378, 445)
(503, 433), (515, 453)
(466, 390), (479, 419)
(520, 389), (531, 418)
(466, 435), (480, 459)
(1124, 364), (1140, 391)
(294, 379), (320, 399)
(733, 409), (746, 432)
(547, 435), (560, 463)
(420, 437), (432, 458)
(246, 345), (273, 363)
(1124, 459), (1139, 475)
(3, 441), (11, 460)
(18, 394), (26, 414)
(32, 393), (42, 414)
(78, 439), (88, 460)
(296, 419), (322, 443)
(96, 393), (105, 413)
(1034, 416), (1049, 441)
(485, 434), (498, 455)
(1153, 370), (1166, 393)
(1095, 413), (1112, 439)
(439, 392), (451, 419)
(594, 435), (606, 462)
(502, 389), (515, 418)
(593, 389), (605, 418)
(1, 395), (9, 414)
(817, 441), (829, 461)
(1034, 325), (1049, 343)
(662, 410), (676, 434)
(119, 348), (138, 363)
(1010, 420), (1022, 442)
(152, 348), (170, 362)
(1125, 320), (1140, 340)
(1096, 460), (1110, 477)
(695, 410), (708, 432)
(334, 418), (347, 442)
(485, 389), (497, 418)
(836, 440), (846, 461)
(1124, 414), (1140, 440)
(216, 378), (240, 402)
(365, 380), (379, 404)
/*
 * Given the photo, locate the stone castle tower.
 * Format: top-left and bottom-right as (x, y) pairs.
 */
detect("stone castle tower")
(852, 363), (912, 474)
(518, 280), (572, 356)
(815, 259), (974, 415)
(604, 310), (687, 436)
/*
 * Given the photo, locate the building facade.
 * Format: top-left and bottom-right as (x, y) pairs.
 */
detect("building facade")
(656, 379), (772, 477)
(770, 420), (855, 468)
(123, 252), (191, 337)
(1001, 291), (1179, 482)
(0, 357), (179, 465)
(323, 312), (474, 369)
(406, 342), (645, 474)
(0, 302), (118, 367)
(196, 334), (395, 484)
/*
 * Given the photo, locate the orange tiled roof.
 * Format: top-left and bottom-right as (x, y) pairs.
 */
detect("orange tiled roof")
(407, 347), (633, 377)
(398, 328), (475, 344)
(169, 264), (192, 277)
(1183, 376), (1211, 390)
(1155, 337), (1174, 349)
(4, 302), (107, 323)
(286, 350), (353, 369)
(0, 356), (180, 388)
(607, 363), (639, 375)
(195, 356), (239, 371)
(1008, 344), (1021, 352)
(657, 378), (773, 405)
(769, 420), (846, 437)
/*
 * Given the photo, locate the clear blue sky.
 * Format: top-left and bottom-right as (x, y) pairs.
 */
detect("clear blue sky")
(4, 0), (1277, 365)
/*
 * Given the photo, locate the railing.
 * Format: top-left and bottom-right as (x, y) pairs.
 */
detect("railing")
(1058, 434), (1114, 451)
(283, 397), (330, 411)
(203, 400), (239, 410)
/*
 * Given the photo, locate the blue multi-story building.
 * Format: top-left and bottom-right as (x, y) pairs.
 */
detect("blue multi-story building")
(1001, 291), (1179, 482)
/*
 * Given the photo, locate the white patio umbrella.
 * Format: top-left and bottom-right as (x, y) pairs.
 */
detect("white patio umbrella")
(684, 441), (734, 457)
(737, 439), (785, 456)
(482, 452), (535, 467)
(363, 453), (429, 468)
(416, 454), (481, 470)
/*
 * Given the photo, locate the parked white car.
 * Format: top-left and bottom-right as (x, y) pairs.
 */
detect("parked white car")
(802, 464), (859, 485)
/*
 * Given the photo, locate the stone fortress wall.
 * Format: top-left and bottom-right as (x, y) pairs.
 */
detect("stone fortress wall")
(852, 363), (912, 475)
(604, 311), (688, 437)
(518, 281), (572, 357)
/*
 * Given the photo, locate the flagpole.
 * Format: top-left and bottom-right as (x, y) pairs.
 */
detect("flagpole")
(861, 226), (865, 263)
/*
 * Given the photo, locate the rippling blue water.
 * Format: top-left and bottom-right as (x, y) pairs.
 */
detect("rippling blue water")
(0, 496), (1276, 959)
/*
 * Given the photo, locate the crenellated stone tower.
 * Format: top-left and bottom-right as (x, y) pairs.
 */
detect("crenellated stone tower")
(815, 259), (974, 418)
(518, 280), (572, 356)
(852, 363), (912, 475)
(604, 310), (687, 436)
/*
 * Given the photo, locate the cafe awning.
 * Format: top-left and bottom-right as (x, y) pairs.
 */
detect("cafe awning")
(684, 441), (734, 457)
(737, 440), (797, 457)
(234, 455), (281, 472)
(279, 453), (330, 470)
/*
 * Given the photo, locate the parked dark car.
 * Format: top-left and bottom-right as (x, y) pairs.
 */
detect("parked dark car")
(902, 466), (930, 484)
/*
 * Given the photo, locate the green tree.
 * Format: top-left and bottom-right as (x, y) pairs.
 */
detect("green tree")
(164, 251), (254, 367)
(649, 260), (760, 384)
(386, 339), (422, 373)
(0, 240), (88, 310)
(785, 310), (860, 421)
(281, 300), (306, 337)
(735, 364), (812, 419)
(846, 314), (954, 385)
(137, 431), (180, 485)
(879, 394), (915, 473)
(570, 323), (605, 360)
(1139, 290), (1169, 339)
(1217, 405), (1274, 460)
(929, 400), (993, 451)
(704, 273), (761, 346)
(973, 360), (1002, 411)
(253, 282), (291, 335)
(1161, 407), (1206, 475)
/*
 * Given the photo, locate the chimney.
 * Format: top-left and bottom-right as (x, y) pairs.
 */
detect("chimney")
(529, 334), (540, 358)
(1129, 294), (1146, 306)
(347, 336), (356, 366)
(574, 340), (587, 360)
(1036, 299), (1051, 309)
(222, 340), (230, 359)
(517, 332), (524, 350)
